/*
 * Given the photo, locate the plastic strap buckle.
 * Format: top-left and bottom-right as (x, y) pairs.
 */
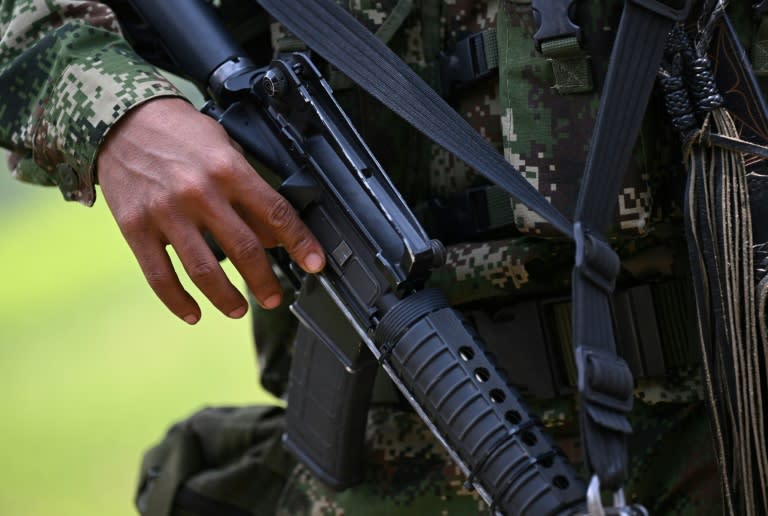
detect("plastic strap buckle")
(574, 222), (620, 294)
(439, 29), (498, 96)
(531, 0), (581, 51)
(531, 0), (594, 94)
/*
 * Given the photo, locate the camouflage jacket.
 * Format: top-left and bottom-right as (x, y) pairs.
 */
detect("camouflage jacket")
(0, 0), (183, 205)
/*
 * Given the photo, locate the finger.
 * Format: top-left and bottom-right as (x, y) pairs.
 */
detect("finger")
(169, 228), (248, 318)
(205, 205), (284, 310)
(234, 175), (325, 274)
(128, 236), (201, 324)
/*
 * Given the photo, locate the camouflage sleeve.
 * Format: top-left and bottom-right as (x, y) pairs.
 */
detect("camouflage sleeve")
(0, 0), (186, 205)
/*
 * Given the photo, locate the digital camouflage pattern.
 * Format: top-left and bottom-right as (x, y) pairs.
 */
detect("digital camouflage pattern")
(0, 0), (749, 514)
(428, 0), (501, 199)
(139, 402), (721, 515)
(276, 408), (487, 515)
(494, 1), (686, 239)
(274, 402), (722, 515)
(272, 0), (693, 306)
(0, 0), (182, 205)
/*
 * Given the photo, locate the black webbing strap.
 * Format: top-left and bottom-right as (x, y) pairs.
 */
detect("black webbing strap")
(571, 0), (690, 490)
(256, 0), (689, 499)
(256, 0), (573, 238)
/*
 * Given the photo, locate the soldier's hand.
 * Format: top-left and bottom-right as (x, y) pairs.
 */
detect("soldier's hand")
(96, 97), (325, 324)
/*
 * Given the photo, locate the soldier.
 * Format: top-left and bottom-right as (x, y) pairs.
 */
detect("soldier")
(0, 0), (761, 514)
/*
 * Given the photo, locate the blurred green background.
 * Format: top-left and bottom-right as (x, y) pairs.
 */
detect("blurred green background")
(0, 149), (276, 514)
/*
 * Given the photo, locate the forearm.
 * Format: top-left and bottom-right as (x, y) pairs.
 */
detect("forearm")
(0, 0), (183, 204)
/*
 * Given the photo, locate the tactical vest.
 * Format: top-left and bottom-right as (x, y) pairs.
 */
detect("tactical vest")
(270, 1), (687, 304)
(264, 1), (701, 397)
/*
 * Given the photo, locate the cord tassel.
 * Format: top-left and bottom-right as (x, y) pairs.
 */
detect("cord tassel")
(662, 13), (768, 514)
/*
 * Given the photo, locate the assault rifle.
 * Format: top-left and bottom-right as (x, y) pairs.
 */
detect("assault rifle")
(126, 0), (588, 513)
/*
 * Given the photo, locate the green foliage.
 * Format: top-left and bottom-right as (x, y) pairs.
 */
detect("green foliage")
(0, 168), (276, 515)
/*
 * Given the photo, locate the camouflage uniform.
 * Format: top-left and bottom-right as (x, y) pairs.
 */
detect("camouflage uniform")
(2, 0), (759, 514)
(0, 0), (184, 205)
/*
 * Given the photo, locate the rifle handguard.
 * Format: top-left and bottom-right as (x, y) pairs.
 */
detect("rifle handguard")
(373, 289), (584, 514)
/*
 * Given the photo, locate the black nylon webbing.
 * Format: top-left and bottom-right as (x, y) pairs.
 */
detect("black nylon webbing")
(575, 3), (680, 228)
(256, 0), (573, 238)
(571, 0), (690, 490)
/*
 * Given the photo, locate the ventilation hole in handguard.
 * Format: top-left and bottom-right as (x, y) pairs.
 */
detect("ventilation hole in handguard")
(505, 410), (522, 424)
(553, 475), (569, 490)
(459, 346), (475, 361)
(490, 389), (506, 403)
(474, 368), (490, 382)
(521, 431), (538, 446)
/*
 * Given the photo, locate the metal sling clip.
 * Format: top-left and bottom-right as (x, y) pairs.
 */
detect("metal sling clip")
(583, 475), (648, 516)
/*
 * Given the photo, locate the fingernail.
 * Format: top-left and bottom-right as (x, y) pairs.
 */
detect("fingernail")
(228, 306), (247, 319)
(184, 314), (199, 325)
(263, 294), (281, 310)
(305, 252), (324, 272)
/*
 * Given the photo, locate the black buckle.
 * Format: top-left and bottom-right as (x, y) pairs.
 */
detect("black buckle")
(439, 32), (496, 96)
(574, 223), (620, 294)
(531, 0), (581, 51)
(575, 346), (634, 414)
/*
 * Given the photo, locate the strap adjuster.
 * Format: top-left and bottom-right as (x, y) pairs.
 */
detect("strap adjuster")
(576, 347), (634, 415)
(574, 223), (620, 294)
(575, 347), (634, 443)
(439, 30), (498, 96)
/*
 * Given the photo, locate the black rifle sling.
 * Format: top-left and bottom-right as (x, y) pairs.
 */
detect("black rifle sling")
(255, 0), (573, 238)
(256, 0), (688, 496)
(571, 0), (690, 490)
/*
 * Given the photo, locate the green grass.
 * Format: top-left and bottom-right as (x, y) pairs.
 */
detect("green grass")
(0, 169), (277, 515)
